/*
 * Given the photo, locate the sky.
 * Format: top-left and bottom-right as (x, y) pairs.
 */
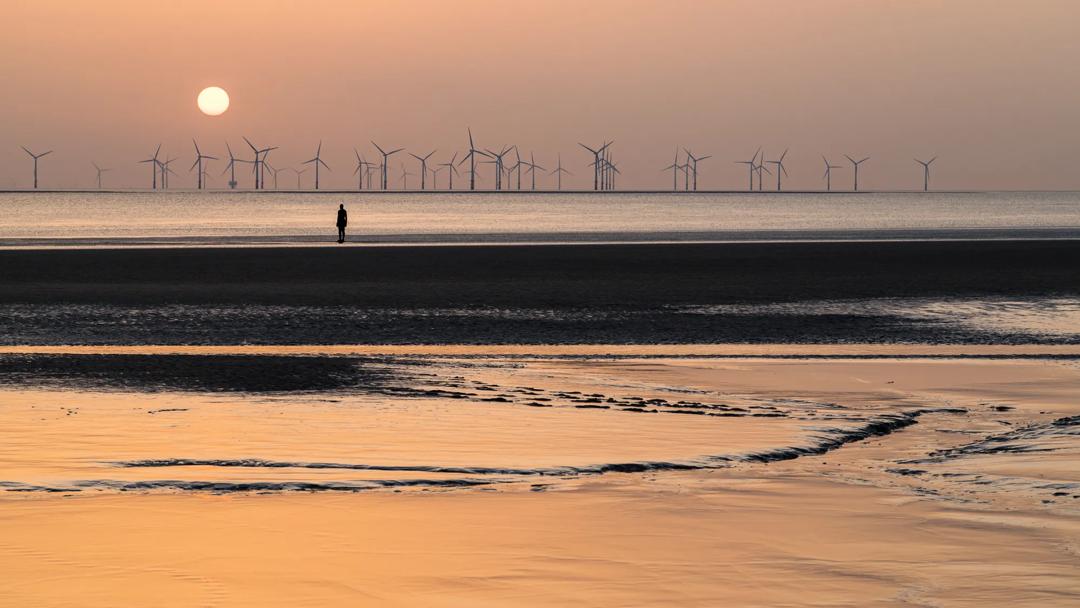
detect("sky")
(1, 0), (1078, 191)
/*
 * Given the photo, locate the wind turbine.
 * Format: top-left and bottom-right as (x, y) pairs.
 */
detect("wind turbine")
(262, 157), (281, 190)
(754, 153), (771, 192)
(160, 157), (177, 190)
(578, 141), (612, 191)
(685, 149), (712, 191)
(845, 155), (870, 191)
(525, 152), (545, 191)
(410, 150), (436, 190)
(291, 167), (308, 190)
(20, 147), (52, 190)
(605, 159), (620, 190)
(242, 137), (276, 189)
(662, 149), (681, 191)
(91, 162), (110, 189)
(364, 163), (377, 190)
(371, 141), (404, 190)
(190, 139), (218, 190)
(221, 142), (249, 189)
(766, 148), (789, 191)
(550, 153), (572, 191)
(484, 146), (513, 190)
(398, 163), (414, 190)
(915, 157), (937, 192)
(735, 148), (761, 192)
(243, 137), (262, 189)
(303, 141), (331, 190)
(509, 147), (524, 190)
(438, 152), (460, 190)
(460, 128), (491, 191)
(353, 149), (374, 191)
(601, 150), (613, 191)
(139, 144), (162, 190)
(430, 166), (443, 190)
(822, 156), (841, 192)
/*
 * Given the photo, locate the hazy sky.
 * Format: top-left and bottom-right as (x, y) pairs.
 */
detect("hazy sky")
(2, 0), (1078, 190)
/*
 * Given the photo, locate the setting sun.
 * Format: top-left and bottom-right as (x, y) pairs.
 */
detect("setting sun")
(196, 86), (229, 116)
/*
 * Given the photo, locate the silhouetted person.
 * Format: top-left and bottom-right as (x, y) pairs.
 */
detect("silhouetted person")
(336, 204), (348, 243)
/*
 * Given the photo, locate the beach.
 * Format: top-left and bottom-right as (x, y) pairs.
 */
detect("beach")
(1, 354), (1079, 606)
(2, 223), (1080, 605)
(1, 240), (1078, 346)
(8, 0), (1080, 603)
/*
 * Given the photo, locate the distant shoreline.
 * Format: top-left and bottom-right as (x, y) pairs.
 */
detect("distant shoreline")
(2, 229), (1080, 250)
(2, 189), (1079, 195)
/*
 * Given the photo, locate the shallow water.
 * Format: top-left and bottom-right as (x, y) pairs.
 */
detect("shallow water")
(1, 355), (1077, 507)
(1, 191), (1078, 245)
(2, 297), (1077, 345)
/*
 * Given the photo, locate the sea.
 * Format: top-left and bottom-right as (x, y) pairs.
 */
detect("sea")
(0, 190), (1077, 246)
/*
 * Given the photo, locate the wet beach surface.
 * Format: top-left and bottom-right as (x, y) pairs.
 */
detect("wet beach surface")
(1, 241), (1079, 345)
(2, 354), (1079, 605)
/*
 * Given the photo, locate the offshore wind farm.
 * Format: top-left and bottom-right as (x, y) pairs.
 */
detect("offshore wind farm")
(0, 124), (973, 193)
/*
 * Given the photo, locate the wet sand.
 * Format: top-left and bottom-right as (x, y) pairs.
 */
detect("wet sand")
(2, 354), (1079, 605)
(2, 240), (1078, 306)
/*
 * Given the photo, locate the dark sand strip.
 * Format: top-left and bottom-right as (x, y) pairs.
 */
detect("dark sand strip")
(1, 240), (1078, 306)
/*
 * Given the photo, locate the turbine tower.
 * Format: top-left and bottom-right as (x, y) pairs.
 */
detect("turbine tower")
(822, 156), (841, 192)
(754, 152), (771, 192)
(663, 149), (681, 191)
(484, 146), (513, 191)
(460, 128), (490, 191)
(353, 149), (373, 191)
(221, 142), (249, 189)
(371, 141), (404, 190)
(398, 163), (414, 190)
(685, 149), (712, 191)
(190, 139), (218, 190)
(264, 163), (281, 190)
(525, 152), (545, 190)
(578, 141), (611, 191)
(766, 149), (789, 191)
(20, 147), (53, 190)
(303, 141), (331, 190)
(410, 150), (436, 190)
(438, 153), (460, 190)
(735, 148), (761, 192)
(550, 153), (572, 191)
(139, 144), (162, 190)
(91, 162), (110, 189)
(160, 157), (177, 190)
(915, 157), (937, 192)
(845, 155), (870, 191)
(242, 137), (277, 190)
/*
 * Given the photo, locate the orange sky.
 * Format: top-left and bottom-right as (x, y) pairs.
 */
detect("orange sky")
(2, 0), (1078, 190)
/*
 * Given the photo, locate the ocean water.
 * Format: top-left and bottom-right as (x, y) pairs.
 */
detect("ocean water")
(0, 190), (1078, 245)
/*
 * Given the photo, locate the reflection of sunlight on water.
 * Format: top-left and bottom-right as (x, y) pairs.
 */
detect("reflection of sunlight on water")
(679, 298), (1080, 338)
(905, 299), (1080, 337)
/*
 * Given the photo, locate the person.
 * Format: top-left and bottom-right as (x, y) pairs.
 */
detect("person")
(335, 204), (348, 243)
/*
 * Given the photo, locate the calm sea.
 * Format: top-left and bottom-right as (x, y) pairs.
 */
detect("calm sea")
(0, 191), (1077, 246)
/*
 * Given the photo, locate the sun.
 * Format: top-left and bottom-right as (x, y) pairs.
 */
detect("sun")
(197, 86), (230, 116)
